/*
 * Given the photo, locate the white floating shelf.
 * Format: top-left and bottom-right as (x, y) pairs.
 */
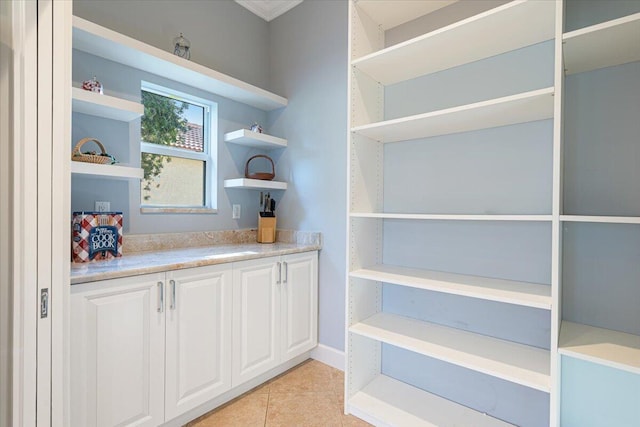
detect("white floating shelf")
(73, 16), (287, 111)
(350, 213), (552, 222)
(350, 312), (551, 392)
(71, 161), (143, 179)
(223, 178), (287, 190)
(352, 87), (554, 143)
(224, 129), (287, 149)
(348, 374), (514, 427)
(560, 215), (640, 225)
(354, 1), (457, 31)
(563, 12), (640, 75)
(71, 87), (144, 121)
(350, 265), (551, 310)
(352, 0), (555, 85)
(559, 321), (640, 375)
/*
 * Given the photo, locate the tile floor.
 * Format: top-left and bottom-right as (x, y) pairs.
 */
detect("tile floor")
(186, 359), (372, 427)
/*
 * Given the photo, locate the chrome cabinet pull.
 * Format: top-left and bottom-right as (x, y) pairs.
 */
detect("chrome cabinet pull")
(283, 261), (288, 284)
(158, 281), (164, 313)
(170, 279), (176, 310)
(277, 262), (282, 284)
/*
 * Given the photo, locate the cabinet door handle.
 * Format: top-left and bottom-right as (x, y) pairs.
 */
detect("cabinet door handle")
(277, 262), (282, 284)
(170, 279), (176, 310)
(283, 261), (288, 284)
(157, 281), (164, 313)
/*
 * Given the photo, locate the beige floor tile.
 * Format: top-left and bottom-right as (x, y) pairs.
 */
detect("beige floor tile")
(266, 391), (343, 427)
(268, 360), (336, 394)
(188, 393), (268, 427)
(342, 413), (373, 427)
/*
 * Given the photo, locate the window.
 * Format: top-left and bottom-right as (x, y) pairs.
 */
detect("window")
(140, 82), (217, 212)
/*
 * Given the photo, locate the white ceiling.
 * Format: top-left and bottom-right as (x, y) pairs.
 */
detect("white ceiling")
(235, 0), (304, 22)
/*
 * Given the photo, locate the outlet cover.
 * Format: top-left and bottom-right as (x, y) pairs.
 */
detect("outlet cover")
(232, 204), (241, 219)
(95, 201), (110, 212)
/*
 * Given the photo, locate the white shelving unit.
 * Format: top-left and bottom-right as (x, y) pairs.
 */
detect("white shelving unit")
(71, 87), (143, 121)
(224, 129), (287, 149)
(223, 178), (287, 190)
(559, 321), (640, 375)
(70, 161), (144, 180)
(560, 215), (640, 225)
(347, 1), (559, 426)
(73, 16), (287, 111)
(350, 265), (551, 309)
(563, 12), (640, 75)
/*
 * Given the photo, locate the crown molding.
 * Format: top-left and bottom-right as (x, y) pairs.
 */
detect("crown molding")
(235, 0), (304, 22)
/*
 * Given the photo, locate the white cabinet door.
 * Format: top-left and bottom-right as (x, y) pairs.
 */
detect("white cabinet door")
(70, 273), (165, 427)
(281, 252), (318, 361)
(164, 264), (232, 420)
(232, 257), (280, 387)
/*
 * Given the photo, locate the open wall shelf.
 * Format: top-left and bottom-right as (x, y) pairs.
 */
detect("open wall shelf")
(224, 129), (287, 149)
(223, 178), (287, 190)
(73, 16), (287, 111)
(71, 87), (143, 121)
(70, 161), (143, 180)
(350, 213), (552, 222)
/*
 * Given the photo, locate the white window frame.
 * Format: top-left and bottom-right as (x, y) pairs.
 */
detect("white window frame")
(140, 81), (218, 213)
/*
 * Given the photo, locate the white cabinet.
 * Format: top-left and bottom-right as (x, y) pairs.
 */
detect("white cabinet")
(232, 251), (318, 386)
(164, 266), (232, 420)
(70, 273), (166, 427)
(71, 264), (232, 426)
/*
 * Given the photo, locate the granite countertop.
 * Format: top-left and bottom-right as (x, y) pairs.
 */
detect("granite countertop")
(71, 230), (321, 285)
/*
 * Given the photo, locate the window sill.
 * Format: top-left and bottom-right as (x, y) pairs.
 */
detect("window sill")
(140, 207), (218, 215)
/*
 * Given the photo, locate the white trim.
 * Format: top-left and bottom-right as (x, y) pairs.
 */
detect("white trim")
(234, 0), (303, 22)
(310, 344), (345, 372)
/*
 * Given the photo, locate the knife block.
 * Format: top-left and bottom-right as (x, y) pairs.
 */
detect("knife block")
(257, 214), (276, 243)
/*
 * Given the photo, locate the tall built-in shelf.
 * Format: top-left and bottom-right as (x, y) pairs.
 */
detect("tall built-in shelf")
(72, 16), (287, 111)
(71, 87), (144, 121)
(352, 0), (555, 85)
(350, 265), (551, 309)
(347, 1), (558, 426)
(563, 12), (640, 75)
(224, 129), (287, 149)
(352, 88), (554, 142)
(559, 2), (640, 424)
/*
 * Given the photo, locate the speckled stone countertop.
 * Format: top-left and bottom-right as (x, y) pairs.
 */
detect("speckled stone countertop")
(71, 229), (321, 285)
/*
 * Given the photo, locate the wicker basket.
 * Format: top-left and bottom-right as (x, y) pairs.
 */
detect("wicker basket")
(245, 154), (275, 181)
(72, 137), (115, 165)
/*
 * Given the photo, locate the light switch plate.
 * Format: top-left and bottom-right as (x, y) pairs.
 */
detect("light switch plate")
(232, 204), (241, 219)
(95, 201), (110, 212)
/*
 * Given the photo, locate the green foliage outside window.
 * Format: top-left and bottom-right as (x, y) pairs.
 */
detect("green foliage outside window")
(140, 91), (188, 200)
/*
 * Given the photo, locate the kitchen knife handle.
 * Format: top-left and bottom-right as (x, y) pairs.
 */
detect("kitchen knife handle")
(170, 280), (176, 310)
(283, 261), (288, 284)
(157, 281), (164, 313)
(276, 262), (282, 284)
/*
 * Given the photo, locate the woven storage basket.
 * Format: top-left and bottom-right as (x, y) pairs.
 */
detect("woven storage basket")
(72, 137), (114, 165)
(245, 154), (275, 180)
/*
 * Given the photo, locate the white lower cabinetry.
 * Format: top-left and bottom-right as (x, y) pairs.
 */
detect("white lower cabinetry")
(71, 252), (317, 427)
(232, 252), (318, 386)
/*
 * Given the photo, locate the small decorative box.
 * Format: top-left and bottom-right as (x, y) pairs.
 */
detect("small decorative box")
(72, 212), (123, 263)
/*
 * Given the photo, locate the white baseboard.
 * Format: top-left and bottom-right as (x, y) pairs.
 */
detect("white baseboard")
(310, 344), (345, 371)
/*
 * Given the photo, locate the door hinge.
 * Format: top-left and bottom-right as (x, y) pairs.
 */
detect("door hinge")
(40, 288), (49, 318)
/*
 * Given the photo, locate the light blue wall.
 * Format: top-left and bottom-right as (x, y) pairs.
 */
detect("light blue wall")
(561, 357), (640, 427)
(267, 0), (348, 351)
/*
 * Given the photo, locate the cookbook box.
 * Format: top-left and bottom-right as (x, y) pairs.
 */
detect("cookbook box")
(72, 211), (123, 263)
